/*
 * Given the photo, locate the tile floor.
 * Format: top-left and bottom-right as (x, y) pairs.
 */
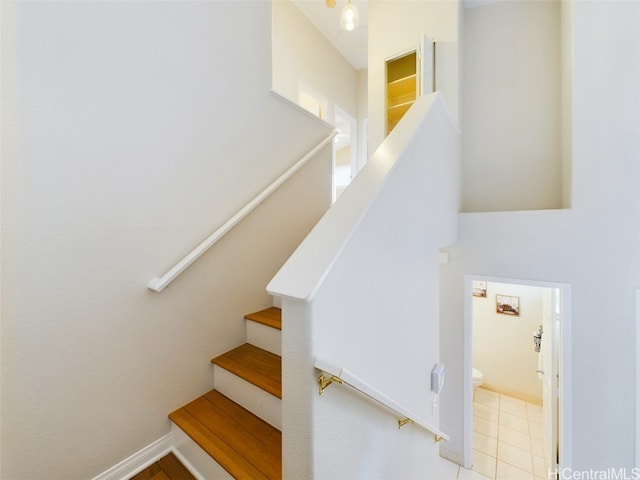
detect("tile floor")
(436, 387), (550, 480)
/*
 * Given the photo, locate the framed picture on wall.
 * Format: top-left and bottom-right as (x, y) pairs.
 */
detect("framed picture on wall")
(472, 280), (487, 297)
(496, 294), (520, 316)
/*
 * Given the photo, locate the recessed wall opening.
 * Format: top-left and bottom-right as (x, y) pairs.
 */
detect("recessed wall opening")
(464, 275), (572, 476)
(461, 0), (571, 212)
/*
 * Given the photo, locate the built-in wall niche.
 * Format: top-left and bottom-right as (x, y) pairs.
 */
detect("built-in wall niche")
(461, 0), (567, 212)
(386, 51), (417, 135)
(385, 35), (434, 136)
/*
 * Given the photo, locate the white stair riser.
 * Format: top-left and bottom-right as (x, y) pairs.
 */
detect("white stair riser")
(171, 424), (233, 480)
(213, 365), (282, 430)
(246, 320), (281, 356)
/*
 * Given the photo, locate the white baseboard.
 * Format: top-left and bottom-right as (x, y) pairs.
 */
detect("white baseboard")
(440, 446), (464, 467)
(91, 434), (173, 480)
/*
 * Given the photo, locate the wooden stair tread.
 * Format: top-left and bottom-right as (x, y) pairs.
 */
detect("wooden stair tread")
(129, 453), (195, 480)
(169, 390), (281, 480)
(212, 343), (282, 398)
(244, 307), (281, 330)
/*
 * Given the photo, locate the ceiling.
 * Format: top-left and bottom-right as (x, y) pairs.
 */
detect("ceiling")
(290, 1), (499, 71)
(291, 0), (369, 70)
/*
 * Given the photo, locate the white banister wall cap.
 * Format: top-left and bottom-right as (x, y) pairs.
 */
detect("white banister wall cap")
(268, 90), (336, 130)
(314, 358), (344, 377)
(432, 90), (460, 134)
(267, 93), (456, 303)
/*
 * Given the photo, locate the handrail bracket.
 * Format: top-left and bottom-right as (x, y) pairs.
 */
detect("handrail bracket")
(318, 374), (343, 395)
(314, 359), (450, 441)
(398, 417), (413, 429)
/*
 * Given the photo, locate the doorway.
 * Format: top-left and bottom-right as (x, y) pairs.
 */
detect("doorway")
(298, 83), (327, 120)
(297, 84), (360, 202)
(333, 106), (357, 201)
(464, 276), (571, 477)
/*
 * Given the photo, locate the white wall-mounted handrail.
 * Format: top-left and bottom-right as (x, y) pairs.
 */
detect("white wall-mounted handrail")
(315, 358), (449, 442)
(147, 129), (339, 293)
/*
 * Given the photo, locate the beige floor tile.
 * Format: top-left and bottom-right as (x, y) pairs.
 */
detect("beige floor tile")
(496, 460), (534, 480)
(497, 442), (533, 473)
(474, 402), (500, 423)
(436, 455), (461, 480)
(474, 415), (499, 439)
(500, 394), (526, 408)
(529, 421), (544, 440)
(499, 411), (530, 434)
(532, 455), (549, 479)
(474, 430), (498, 457)
(471, 391), (553, 480)
(498, 424), (531, 452)
(476, 390), (500, 410)
(472, 449), (497, 480)
(500, 400), (528, 419)
(531, 437), (545, 458)
(459, 467), (494, 480)
(527, 404), (543, 424)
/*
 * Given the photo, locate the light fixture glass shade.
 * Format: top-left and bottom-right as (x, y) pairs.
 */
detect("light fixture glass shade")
(340, 2), (359, 31)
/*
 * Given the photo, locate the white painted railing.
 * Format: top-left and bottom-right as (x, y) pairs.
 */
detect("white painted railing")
(147, 128), (338, 292)
(314, 358), (449, 442)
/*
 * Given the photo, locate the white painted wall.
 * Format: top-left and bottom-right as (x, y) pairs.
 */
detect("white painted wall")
(0, 2), (333, 478)
(357, 68), (369, 167)
(441, 0), (640, 469)
(272, 0), (359, 124)
(561, 0), (574, 209)
(462, 0), (562, 212)
(473, 282), (543, 402)
(368, 0), (461, 153)
(269, 93), (459, 479)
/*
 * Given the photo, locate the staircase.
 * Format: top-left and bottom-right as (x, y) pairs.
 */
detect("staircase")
(169, 307), (283, 479)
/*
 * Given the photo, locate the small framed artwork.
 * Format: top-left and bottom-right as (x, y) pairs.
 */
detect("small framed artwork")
(496, 294), (520, 316)
(472, 280), (487, 298)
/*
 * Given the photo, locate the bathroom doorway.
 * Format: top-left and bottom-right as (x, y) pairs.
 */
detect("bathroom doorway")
(464, 276), (571, 478)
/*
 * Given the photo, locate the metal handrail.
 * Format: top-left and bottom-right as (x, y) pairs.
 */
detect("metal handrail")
(315, 358), (449, 442)
(148, 129), (339, 292)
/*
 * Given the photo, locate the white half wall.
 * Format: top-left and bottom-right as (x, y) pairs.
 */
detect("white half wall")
(270, 93), (459, 479)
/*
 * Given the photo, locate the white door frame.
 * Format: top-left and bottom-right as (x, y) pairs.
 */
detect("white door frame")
(636, 289), (640, 468)
(333, 105), (358, 202)
(463, 275), (572, 472)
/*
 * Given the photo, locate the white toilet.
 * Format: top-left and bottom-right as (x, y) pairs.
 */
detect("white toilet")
(472, 368), (484, 391)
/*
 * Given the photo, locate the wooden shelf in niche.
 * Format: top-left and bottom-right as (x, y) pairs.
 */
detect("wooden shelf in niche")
(387, 74), (417, 106)
(386, 51), (417, 135)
